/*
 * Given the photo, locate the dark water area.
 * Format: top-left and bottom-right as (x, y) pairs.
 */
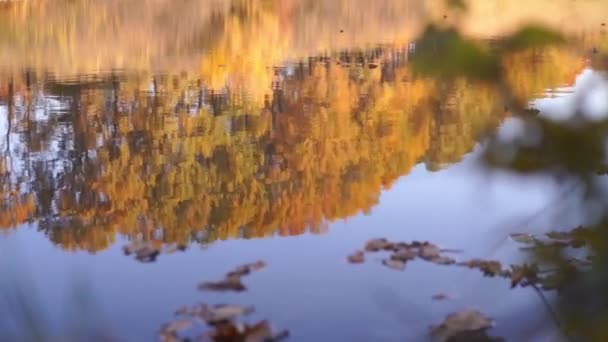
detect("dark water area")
(1, 1), (608, 341)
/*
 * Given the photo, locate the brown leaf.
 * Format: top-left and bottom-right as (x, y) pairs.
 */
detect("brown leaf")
(160, 319), (192, 334)
(382, 258), (406, 271)
(432, 293), (450, 301)
(198, 275), (246, 292)
(459, 259), (503, 277)
(431, 309), (493, 342)
(430, 255), (456, 265)
(243, 320), (273, 342)
(227, 261), (267, 278)
(199, 304), (255, 324)
(365, 238), (393, 252)
(390, 248), (417, 261)
(509, 233), (536, 244)
(509, 265), (526, 288)
(446, 330), (505, 342)
(419, 243), (441, 260)
(347, 250), (365, 264)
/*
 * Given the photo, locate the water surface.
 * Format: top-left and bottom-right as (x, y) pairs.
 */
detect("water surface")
(1, 1), (608, 341)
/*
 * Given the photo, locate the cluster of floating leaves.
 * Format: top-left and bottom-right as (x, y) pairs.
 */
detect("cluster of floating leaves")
(350, 236), (591, 291)
(160, 261), (289, 342)
(347, 238), (457, 270)
(510, 226), (592, 250)
(123, 241), (187, 262)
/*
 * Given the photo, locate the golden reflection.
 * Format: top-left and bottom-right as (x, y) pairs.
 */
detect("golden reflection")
(0, 0), (600, 252)
(0, 41), (588, 252)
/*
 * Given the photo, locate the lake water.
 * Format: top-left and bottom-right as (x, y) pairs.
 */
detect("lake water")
(1, 1), (607, 341)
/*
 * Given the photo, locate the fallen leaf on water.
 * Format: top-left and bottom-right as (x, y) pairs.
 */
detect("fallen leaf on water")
(419, 243), (441, 260)
(446, 330), (505, 342)
(347, 250), (365, 264)
(432, 293), (450, 301)
(545, 231), (572, 241)
(365, 238), (393, 252)
(164, 243), (187, 254)
(199, 275), (246, 292)
(200, 261), (267, 292)
(390, 248), (417, 261)
(199, 304), (255, 324)
(382, 258), (406, 271)
(204, 320), (289, 342)
(123, 241), (161, 262)
(509, 233), (536, 244)
(430, 309), (493, 342)
(509, 264), (538, 288)
(160, 319), (193, 334)
(459, 259), (504, 277)
(227, 261), (267, 278)
(430, 255), (456, 265)
(175, 304), (207, 317)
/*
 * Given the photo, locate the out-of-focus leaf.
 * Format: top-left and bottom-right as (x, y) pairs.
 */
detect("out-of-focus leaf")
(503, 25), (565, 51)
(411, 26), (499, 80)
(432, 293), (451, 301)
(347, 250), (365, 264)
(382, 258), (406, 271)
(510, 233), (536, 244)
(431, 309), (494, 342)
(199, 275), (246, 292)
(364, 238), (394, 252)
(459, 259), (505, 277)
(198, 260), (267, 292)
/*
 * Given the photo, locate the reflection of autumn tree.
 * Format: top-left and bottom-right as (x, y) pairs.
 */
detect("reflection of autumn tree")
(0, 42), (587, 251)
(502, 47), (585, 104)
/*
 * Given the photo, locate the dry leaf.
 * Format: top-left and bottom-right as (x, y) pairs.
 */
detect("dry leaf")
(430, 255), (456, 265)
(419, 243), (441, 260)
(382, 258), (406, 271)
(200, 304), (255, 324)
(509, 233), (536, 244)
(432, 293), (450, 301)
(160, 319), (192, 334)
(227, 261), (267, 278)
(365, 238), (393, 252)
(459, 259), (503, 277)
(431, 309), (493, 342)
(347, 250), (365, 264)
(199, 275), (246, 292)
(390, 248), (417, 261)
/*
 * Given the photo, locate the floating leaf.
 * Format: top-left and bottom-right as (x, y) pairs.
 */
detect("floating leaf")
(390, 248), (418, 261)
(160, 319), (193, 334)
(199, 275), (246, 292)
(430, 255), (456, 265)
(227, 261), (267, 278)
(459, 259), (504, 277)
(431, 309), (494, 342)
(347, 250), (365, 264)
(199, 304), (255, 324)
(509, 233), (536, 244)
(545, 231), (572, 241)
(200, 261), (267, 292)
(365, 238), (394, 252)
(446, 330), (505, 342)
(205, 320), (289, 342)
(382, 258), (406, 271)
(419, 243), (442, 260)
(432, 293), (451, 301)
